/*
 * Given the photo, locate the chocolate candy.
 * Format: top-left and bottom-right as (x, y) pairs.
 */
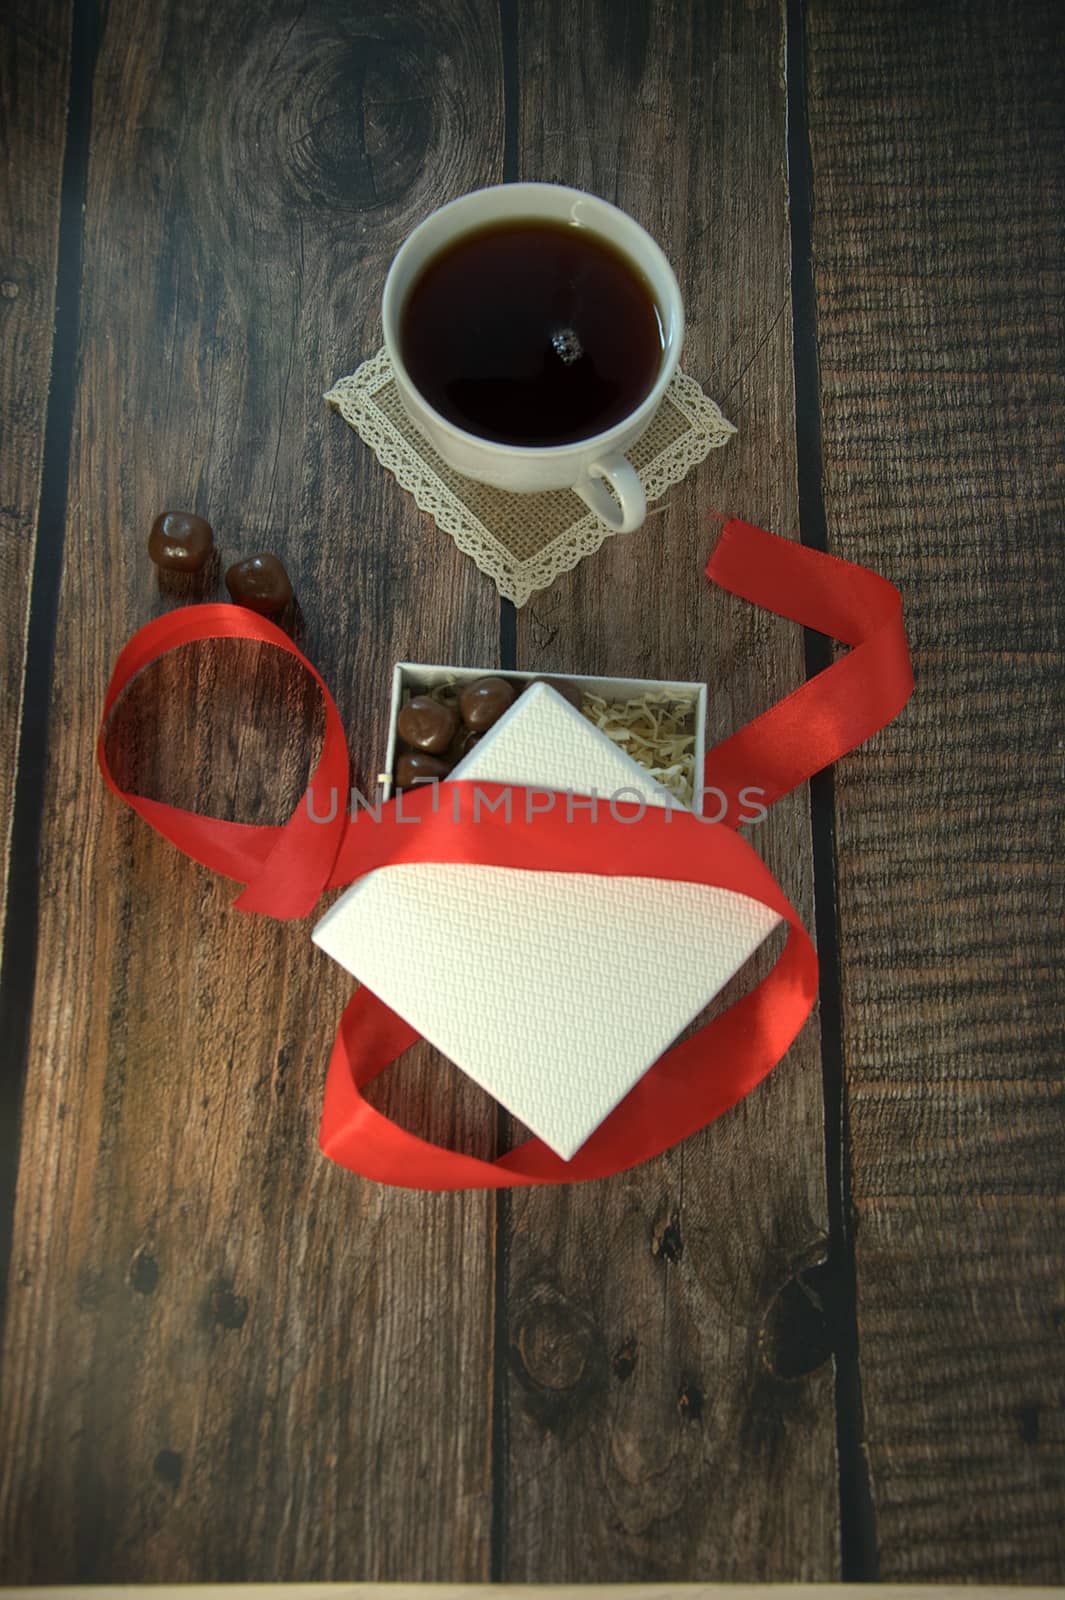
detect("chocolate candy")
(454, 729), (483, 759)
(225, 552), (293, 615)
(395, 751), (452, 790)
(538, 676), (585, 710)
(148, 511), (214, 572)
(440, 727), (483, 767)
(459, 676), (515, 731)
(398, 695), (459, 754)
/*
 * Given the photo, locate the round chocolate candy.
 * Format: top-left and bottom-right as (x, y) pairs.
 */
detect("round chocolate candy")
(443, 727), (483, 766)
(224, 552), (293, 615)
(459, 676), (516, 731)
(395, 751), (452, 790)
(148, 511), (214, 572)
(538, 676), (585, 710)
(398, 695), (459, 754)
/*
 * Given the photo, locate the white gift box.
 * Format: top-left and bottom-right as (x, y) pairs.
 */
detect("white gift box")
(312, 666), (780, 1162)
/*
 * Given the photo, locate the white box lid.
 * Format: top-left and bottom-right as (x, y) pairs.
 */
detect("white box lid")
(312, 683), (780, 1161)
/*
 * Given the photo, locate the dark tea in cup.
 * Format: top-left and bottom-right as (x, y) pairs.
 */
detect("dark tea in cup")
(399, 218), (666, 448)
(382, 183), (684, 532)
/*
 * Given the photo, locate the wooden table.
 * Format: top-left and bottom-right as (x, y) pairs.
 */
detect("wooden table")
(1, 0), (1062, 1585)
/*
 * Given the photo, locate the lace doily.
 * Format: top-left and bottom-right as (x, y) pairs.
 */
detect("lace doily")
(326, 348), (736, 607)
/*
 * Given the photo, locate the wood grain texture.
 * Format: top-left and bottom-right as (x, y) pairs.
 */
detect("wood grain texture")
(6, 1589), (1064, 1600)
(0, 0), (505, 1582)
(0, 0), (71, 941)
(502, 0), (835, 1581)
(805, 0), (1065, 1580)
(9, 1588), (1065, 1600)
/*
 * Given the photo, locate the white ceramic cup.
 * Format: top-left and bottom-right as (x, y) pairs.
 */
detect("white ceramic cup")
(381, 183), (684, 534)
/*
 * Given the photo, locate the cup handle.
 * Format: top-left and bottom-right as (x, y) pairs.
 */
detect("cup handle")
(573, 452), (646, 534)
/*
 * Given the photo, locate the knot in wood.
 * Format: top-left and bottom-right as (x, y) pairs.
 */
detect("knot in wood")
(128, 1246), (159, 1295)
(273, 29), (432, 213)
(652, 1209), (683, 1262)
(515, 1297), (594, 1392)
(759, 1264), (832, 1381)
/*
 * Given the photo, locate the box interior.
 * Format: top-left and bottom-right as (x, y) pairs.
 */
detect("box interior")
(382, 663), (708, 812)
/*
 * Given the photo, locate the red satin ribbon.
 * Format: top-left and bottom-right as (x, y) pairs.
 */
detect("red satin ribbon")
(97, 605), (350, 918)
(319, 785), (817, 1187)
(704, 518), (914, 824)
(97, 518), (913, 1188)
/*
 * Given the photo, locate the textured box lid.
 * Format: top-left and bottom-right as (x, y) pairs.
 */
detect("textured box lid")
(312, 684), (780, 1161)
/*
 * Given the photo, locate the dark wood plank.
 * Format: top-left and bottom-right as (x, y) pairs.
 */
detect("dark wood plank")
(0, 0), (71, 941)
(0, 0), (505, 1581)
(805, 0), (1065, 1580)
(502, 0), (836, 1580)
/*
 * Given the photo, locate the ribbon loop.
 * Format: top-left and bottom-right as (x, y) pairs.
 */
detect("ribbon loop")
(97, 604), (350, 918)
